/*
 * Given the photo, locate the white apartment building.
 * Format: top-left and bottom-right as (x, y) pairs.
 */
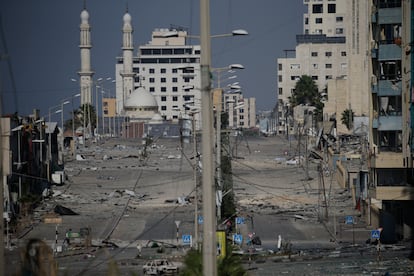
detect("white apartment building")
(224, 93), (256, 129)
(115, 28), (202, 125)
(277, 0), (348, 134)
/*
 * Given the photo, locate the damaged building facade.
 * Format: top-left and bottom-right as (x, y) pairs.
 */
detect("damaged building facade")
(278, 0), (414, 244)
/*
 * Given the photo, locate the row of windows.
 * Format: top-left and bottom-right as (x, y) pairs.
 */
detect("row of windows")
(304, 16), (343, 25)
(278, 56), (346, 70)
(140, 48), (199, 55)
(148, 86), (194, 93)
(140, 58), (200, 64)
(278, 74), (343, 83)
(148, 76), (194, 83)
(312, 3), (336, 13)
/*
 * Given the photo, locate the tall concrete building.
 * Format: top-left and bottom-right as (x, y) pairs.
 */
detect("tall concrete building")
(115, 26), (202, 127)
(277, 0), (348, 135)
(367, 0), (414, 243)
(78, 6), (94, 105)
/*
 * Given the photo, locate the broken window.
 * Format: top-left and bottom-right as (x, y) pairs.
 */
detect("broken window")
(379, 96), (402, 116)
(379, 61), (401, 80)
(378, 130), (402, 152)
(379, 24), (402, 45)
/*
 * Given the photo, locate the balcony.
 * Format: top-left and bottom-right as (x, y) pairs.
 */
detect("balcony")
(372, 115), (402, 131)
(378, 44), (402, 61)
(371, 151), (403, 168)
(369, 186), (414, 200)
(378, 7), (402, 24)
(372, 79), (401, 95)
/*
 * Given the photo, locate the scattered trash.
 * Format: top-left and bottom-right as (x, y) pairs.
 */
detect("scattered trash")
(54, 205), (79, 216)
(76, 154), (86, 161)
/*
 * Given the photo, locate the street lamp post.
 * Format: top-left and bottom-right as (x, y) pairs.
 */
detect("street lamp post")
(70, 93), (81, 158)
(212, 65), (244, 221)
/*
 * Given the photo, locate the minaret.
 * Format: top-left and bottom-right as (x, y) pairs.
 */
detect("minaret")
(78, 5), (94, 105)
(120, 9), (135, 113)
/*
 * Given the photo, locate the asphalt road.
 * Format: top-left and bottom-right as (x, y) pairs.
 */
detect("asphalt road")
(5, 135), (414, 275)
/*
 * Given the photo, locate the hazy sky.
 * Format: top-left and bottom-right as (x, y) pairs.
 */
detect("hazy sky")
(0, 0), (305, 120)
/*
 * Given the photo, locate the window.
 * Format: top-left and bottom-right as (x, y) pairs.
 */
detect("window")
(149, 68), (155, 74)
(161, 106), (167, 111)
(149, 87), (155, 92)
(336, 28), (344, 34)
(162, 49), (172, 55)
(328, 4), (336, 13)
(161, 87), (167, 92)
(336, 16), (343, 22)
(160, 68), (166, 73)
(290, 64), (300, 69)
(149, 78), (155, 83)
(278, 88), (283, 95)
(312, 4), (323, 13)
(184, 77), (191, 83)
(172, 96), (178, 101)
(172, 68), (178, 73)
(341, 63), (347, 69)
(312, 76), (318, 80)
(291, 76), (300, 81)
(278, 64), (282, 71)
(172, 77), (178, 83)
(325, 64), (332, 69)
(172, 87), (178, 92)
(311, 52), (318, 57)
(326, 75), (333, 80)
(341, 51), (346, 56)
(305, 17), (309, 25)
(161, 77), (166, 83)
(161, 96), (167, 102)
(278, 75), (283, 82)
(315, 18), (323, 24)
(325, 51), (332, 57)
(312, 64), (318, 69)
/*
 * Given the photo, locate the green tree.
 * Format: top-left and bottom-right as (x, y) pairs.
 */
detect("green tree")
(341, 108), (354, 130)
(289, 75), (324, 121)
(64, 104), (96, 134)
(179, 245), (247, 276)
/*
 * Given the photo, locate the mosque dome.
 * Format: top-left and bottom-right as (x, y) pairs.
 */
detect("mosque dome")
(125, 87), (158, 108)
(80, 10), (89, 23)
(123, 13), (132, 23)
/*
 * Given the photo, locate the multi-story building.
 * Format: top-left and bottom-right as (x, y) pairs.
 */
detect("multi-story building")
(277, 0), (348, 135)
(115, 27), (202, 126)
(224, 92), (256, 129)
(368, 0), (414, 243)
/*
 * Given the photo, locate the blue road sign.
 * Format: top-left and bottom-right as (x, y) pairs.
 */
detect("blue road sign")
(233, 234), (243, 245)
(345, 216), (354, 225)
(371, 230), (381, 239)
(182, 234), (192, 245)
(235, 217), (245, 225)
(198, 215), (203, 225)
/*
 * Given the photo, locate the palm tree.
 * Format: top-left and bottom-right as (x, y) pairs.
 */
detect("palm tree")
(64, 104), (96, 137)
(289, 75), (324, 121)
(180, 244), (247, 276)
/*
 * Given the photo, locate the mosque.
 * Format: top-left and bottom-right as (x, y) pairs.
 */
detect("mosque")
(76, 6), (196, 138)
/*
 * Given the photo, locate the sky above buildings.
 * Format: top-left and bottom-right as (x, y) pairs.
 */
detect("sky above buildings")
(0, 0), (305, 119)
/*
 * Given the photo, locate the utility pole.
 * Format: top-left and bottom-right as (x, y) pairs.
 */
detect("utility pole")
(200, 0), (217, 274)
(192, 114), (199, 249)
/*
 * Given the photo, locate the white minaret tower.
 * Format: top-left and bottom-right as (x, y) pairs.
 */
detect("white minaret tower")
(78, 5), (94, 105)
(120, 9), (135, 113)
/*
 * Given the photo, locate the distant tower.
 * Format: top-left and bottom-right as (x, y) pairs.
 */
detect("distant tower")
(78, 5), (94, 105)
(120, 9), (135, 113)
